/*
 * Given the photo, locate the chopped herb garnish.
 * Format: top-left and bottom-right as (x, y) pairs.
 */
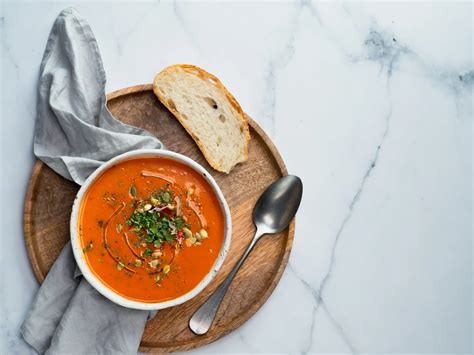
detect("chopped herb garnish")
(175, 217), (185, 228)
(143, 248), (152, 257)
(126, 186), (187, 248)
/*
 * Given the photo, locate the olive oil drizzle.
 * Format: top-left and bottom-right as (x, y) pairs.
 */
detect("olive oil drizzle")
(102, 202), (136, 273)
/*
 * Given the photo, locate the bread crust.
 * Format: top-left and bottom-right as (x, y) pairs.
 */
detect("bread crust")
(153, 64), (250, 173)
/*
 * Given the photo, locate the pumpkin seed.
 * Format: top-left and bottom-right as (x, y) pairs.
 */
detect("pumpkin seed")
(183, 227), (192, 238)
(129, 184), (137, 198)
(148, 259), (159, 268)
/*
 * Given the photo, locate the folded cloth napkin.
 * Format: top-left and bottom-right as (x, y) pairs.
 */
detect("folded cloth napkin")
(21, 8), (163, 354)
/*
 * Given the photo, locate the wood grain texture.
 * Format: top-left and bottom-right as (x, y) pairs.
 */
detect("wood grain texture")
(23, 84), (294, 353)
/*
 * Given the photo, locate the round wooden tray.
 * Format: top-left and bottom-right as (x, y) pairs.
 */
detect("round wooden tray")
(23, 84), (294, 352)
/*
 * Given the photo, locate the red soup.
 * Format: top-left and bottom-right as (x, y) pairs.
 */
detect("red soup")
(78, 157), (225, 303)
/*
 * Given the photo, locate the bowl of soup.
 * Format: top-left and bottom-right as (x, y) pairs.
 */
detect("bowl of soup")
(70, 149), (231, 310)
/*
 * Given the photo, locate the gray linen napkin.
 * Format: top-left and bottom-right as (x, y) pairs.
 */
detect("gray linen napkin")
(21, 8), (163, 354)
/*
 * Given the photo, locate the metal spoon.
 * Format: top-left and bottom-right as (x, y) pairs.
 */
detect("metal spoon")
(189, 175), (303, 335)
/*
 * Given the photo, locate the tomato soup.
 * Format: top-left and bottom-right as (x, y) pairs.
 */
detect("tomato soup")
(78, 157), (225, 303)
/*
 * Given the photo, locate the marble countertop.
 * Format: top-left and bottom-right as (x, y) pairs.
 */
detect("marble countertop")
(1, 1), (472, 354)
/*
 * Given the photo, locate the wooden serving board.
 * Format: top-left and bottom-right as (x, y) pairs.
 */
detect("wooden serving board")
(23, 84), (294, 353)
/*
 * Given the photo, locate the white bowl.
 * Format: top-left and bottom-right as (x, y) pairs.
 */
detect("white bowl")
(70, 149), (232, 310)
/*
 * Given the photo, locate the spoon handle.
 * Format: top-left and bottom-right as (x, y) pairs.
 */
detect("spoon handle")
(189, 230), (263, 335)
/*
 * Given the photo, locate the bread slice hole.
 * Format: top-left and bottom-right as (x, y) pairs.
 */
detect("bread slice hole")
(217, 137), (222, 146)
(181, 114), (188, 120)
(219, 114), (226, 123)
(204, 97), (218, 109)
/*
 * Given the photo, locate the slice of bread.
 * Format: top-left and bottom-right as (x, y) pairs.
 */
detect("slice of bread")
(153, 64), (250, 173)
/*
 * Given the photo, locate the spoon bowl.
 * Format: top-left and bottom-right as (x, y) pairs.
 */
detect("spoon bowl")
(253, 175), (303, 235)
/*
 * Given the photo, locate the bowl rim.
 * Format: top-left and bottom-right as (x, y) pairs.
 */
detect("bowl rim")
(70, 149), (232, 310)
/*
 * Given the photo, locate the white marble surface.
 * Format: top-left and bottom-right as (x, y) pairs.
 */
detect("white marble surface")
(1, 1), (472, 354)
